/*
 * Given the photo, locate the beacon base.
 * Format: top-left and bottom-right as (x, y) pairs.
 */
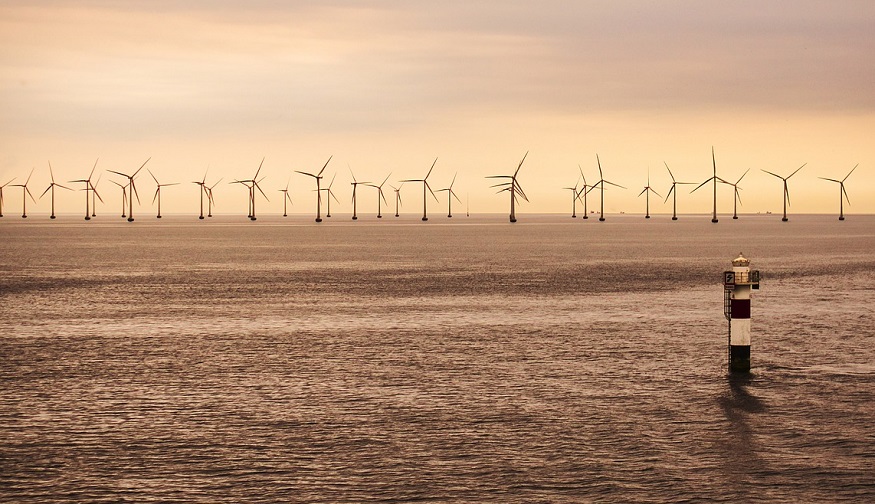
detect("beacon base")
(729, 345), (751, 373)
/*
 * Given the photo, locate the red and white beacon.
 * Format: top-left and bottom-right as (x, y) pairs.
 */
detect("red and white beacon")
(724, 253), (761, 372)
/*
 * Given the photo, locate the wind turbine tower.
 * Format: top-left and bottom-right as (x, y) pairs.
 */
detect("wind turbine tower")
(638, 169), (661, 219)
(40, 162), (72, 219)
(296, 156), (332, 222)
(819, 164), (857, 221)
(486, 152), (529, 223)
(761, 164), (805, 222)
(400, 158), (439, 222)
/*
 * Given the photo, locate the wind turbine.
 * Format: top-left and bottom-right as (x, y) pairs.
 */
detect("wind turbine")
(11, 168), (35, 218)
(69, 159), (101, 220)
(206, 178), (221, 218)
(109, 180), (128, 218)
(486, 152), (529, 223)
(319, 173), (338, 218)
(721, 169), (750, 220)
(819, 164), (857, 221)
(366, 173), (392, 218)
(436, 172), (461, 218)
(638, 169), (661, 219)
(90, 174), (101, 218)
(0, 176), (15, 217)
(148, 169), (178, 219)
(663, 162), (696, 221)
(563, 175), (582, 218)
(107, 157), (149, 222)
(194, 171), (208, 219)
(233, 158), (268, 221)
(391, 183), (403, 217)
(296, 156), (332, 222)
(279, 178), (293, 217)
(761, 163), (805, 222)
(349, 166), (370, 221)
(577, 165), (593, 219)
(691, 147), (727, 223)
(40, 162), (72, 219)
(591, 154), (626, 222)
(400, 157), (439, 222)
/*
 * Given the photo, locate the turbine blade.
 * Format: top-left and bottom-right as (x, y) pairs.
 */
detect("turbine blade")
(787, 163), (806, 179)
(319, 155), (333, 177)
(664, 184), (675, 203)
(133, 157), (151, 177)
(40, 185), (52, 198)
(843, 164), (858, 182)
(148, 168), (159, 185)
(254, 157), (265, 179)
(761, 169), (783, 180)
(842, 185), (850, 205)
(514, 151), (528, 176)
(664, 162), (675, 183)
(425, 157), (438, 180)
(736, 168), (750, 184)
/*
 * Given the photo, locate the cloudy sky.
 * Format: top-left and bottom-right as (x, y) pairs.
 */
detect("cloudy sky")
(1, 1), (873, 216)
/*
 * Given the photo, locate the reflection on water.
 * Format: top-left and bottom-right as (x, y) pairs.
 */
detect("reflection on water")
(1, 215), (874, 502)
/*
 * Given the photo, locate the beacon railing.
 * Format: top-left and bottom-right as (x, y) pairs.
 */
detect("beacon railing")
(723, 270), (761, 287)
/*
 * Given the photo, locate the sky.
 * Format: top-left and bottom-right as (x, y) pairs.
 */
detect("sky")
(1, 0), (874, 217)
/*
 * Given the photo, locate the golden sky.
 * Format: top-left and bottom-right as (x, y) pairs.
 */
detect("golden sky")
(1, 1), (873, 216)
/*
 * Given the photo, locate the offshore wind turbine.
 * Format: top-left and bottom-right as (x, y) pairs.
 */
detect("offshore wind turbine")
(233, 158), (268, 221)
(721, 169), (749, 220)
(400, 157), (439, 222)
(296, 156), (332, 222)
(148, 169), (178, 219)
(577, 165), (594, 219)
(762, 163), (805, 222)
(663, 162), (695, 221)
(486, 152), (529, 223)
(366, 173), (391, 218)
(90, 174), (101, 218)
(436, 172), (461, 218)
(194, 171), (208, 219)
(638, 169), (661, 219)
(278, 178), (293, 217)
(0, 176), (15, 217)
(10, 168), (35, 218)
(40, 162), (72, 219)
(391, 183), (403, 217)
(592, 154), (626, 222)
(563, 175), (582, 218)
(109, 180), (128, 218)
(348, 166), (370, 220)
(691, 147), (727, 223)
(69, 159), (100, 220)
(108, 157), (149, 222)
(319, 173), (338, 218)
(819, 164), (857, 221)
(206, 178), (221, 218)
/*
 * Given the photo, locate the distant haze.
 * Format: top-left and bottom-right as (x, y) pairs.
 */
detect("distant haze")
(2, 1), (874, 215)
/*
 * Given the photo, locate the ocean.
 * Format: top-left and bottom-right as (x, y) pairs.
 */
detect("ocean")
(1, 213), (873, 502)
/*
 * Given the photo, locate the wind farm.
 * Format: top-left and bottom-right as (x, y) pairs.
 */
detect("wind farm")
(0, 152), (870, 220)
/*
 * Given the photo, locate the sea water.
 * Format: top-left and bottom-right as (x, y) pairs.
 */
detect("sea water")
(1, 214), (873, 502)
